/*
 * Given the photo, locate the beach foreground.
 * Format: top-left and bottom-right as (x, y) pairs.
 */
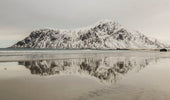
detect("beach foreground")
(0, 50), (170, 100)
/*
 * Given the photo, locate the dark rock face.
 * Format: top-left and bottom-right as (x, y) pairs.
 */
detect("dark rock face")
(16, 41), (25, 46)
(160, 49), (167, 52)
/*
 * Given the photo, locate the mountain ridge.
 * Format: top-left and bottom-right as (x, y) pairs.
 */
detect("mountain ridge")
(11, 20), (167, 49)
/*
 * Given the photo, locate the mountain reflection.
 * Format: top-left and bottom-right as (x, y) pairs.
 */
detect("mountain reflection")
(18, 57), (157, 83)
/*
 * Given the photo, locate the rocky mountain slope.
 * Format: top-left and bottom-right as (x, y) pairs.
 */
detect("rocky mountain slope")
(11, 20), (166, 49)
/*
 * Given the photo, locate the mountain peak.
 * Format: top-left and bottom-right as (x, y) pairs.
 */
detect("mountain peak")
(96, 19), (117, 24)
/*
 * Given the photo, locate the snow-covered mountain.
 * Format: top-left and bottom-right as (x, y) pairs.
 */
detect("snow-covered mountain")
(11, 20), (166, 49)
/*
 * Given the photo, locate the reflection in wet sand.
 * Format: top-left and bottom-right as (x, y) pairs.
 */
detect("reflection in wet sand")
(18, 57), (158, 83)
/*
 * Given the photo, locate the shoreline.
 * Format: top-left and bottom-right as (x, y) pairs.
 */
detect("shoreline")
(0, 48), (168, 51)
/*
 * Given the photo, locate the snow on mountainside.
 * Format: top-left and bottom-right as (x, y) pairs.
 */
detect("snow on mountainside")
(11, 20), (167, 49)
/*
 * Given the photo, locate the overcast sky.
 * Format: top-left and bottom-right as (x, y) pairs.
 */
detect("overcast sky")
(0, 0), (170, 48)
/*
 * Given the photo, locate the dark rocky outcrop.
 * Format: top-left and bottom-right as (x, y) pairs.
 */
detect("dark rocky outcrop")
(160, 48), (167, 52)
